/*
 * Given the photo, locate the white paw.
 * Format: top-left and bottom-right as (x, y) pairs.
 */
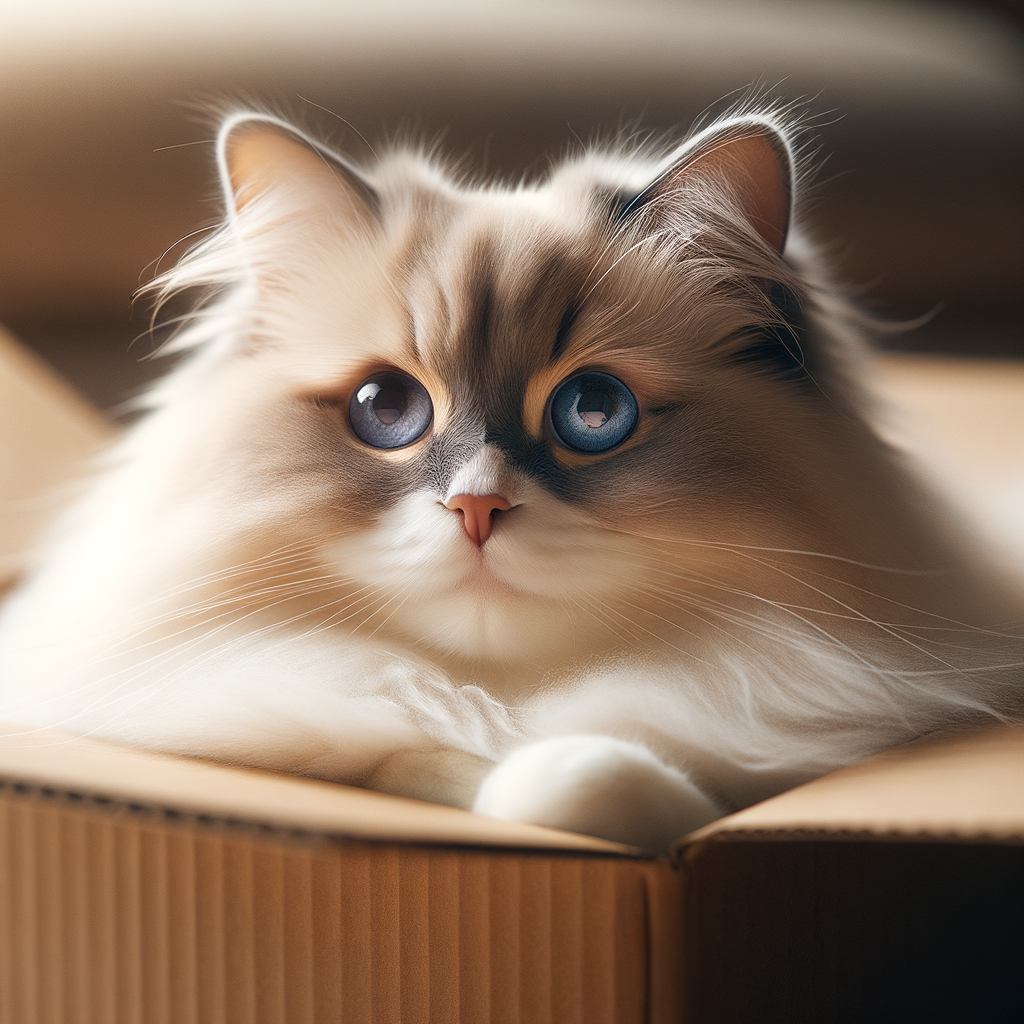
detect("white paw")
(472, 735), (721, 853)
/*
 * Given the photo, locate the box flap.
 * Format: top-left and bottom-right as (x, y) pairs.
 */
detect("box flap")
(682, 724), (1024, 848)
(873, 354), (1024, 572)
(0, 721), (638, 855)
(0, 325), (116, 584)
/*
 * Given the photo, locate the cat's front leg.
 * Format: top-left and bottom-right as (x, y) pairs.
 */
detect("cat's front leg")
(366, 747), (494, 809)
(473, 735), (720, 853)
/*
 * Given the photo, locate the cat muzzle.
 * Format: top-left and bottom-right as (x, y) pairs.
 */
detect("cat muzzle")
(445, 493), (513, 547)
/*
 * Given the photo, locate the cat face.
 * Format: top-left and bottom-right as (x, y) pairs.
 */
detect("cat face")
(153, 113), (862, 670)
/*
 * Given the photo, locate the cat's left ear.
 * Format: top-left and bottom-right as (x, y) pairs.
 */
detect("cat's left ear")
(622, 117), (794, 252)
(217, 112), (379, 229)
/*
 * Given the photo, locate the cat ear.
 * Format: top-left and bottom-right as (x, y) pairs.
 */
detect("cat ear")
(217, 112), (378, 228)
(623, 117), (794, 252)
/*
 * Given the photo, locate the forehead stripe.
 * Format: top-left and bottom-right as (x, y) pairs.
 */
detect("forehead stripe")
(551, 305), (579, 362)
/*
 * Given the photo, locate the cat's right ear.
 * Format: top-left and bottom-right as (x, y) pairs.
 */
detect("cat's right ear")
(217, 112), (378, 230)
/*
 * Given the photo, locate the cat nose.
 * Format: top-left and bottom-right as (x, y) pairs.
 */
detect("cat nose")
(445, 493), (512, 547)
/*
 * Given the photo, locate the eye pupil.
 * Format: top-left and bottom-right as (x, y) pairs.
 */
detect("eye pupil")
(349, 371), (433, 449)
(548, 372), (638, 453)
(370, 387), (405, 425)
(577, 391), (611, 428)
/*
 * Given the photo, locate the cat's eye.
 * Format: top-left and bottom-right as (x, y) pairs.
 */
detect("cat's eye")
(349, 371), (433, 449)
(547, 371), (639, 453)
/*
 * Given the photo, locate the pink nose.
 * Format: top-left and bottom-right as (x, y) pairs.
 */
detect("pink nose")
(445, 493), (512, 547)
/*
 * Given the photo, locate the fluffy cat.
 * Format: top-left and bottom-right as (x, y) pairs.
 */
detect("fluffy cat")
(1, 104), (1021, 853)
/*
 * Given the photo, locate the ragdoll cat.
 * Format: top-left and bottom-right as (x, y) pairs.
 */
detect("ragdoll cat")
(1, 105), (1021, 853)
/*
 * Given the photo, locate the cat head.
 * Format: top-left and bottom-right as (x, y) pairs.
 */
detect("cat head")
(141, 107), (878, 670)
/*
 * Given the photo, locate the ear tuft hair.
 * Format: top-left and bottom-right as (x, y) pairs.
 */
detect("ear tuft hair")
(621, 116), (795, 253)
(217, 111), (379, 225)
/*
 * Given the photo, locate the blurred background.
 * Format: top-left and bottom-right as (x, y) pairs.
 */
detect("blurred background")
(1, 0), (1021, 414)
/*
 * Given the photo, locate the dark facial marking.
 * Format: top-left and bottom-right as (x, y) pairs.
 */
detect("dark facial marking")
(611, 190), (641, 225)
(551, 305), (579, 362)
(468, 280), (494, 364)
(424, 414), (485, 496)
(729, 283), (816, 387)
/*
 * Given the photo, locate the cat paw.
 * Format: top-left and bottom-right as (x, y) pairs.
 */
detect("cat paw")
(472, 735), (720, 853)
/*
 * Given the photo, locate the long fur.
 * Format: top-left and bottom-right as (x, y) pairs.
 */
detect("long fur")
(1, 101), (1021, 850)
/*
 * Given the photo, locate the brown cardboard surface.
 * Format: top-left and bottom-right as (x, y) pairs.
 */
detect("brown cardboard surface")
(0, 723), (680, 1022)
(676, 724), (1024, 1024)
(0, 783), (683, 1024)
(5, 725), (1022, 1022)
(683, 724), (1024, 846)
(873, 354), (1024, 477)
(0, 722), (633, 856)
(873, 353), (1024, 572)
(0, 324), (116, 584)
(676, 835), (1023, 1023)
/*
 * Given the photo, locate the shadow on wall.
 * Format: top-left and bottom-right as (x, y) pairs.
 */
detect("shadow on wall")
(1, 0), (1021, 411)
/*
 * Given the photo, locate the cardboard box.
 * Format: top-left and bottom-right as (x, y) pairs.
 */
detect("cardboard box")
(0, 721), (1019, 1022)
(678, 724), (1024, 1023)
(0, 721), (683, 1023)
(1, 328), (1022, 1021)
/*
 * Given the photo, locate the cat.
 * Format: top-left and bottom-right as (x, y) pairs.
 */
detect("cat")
(1, 102), (1021, 854)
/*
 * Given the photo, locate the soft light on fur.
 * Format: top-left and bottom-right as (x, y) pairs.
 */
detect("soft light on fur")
(1, 102), (1021, 851)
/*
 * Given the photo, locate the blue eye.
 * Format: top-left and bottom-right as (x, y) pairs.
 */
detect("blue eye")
(547, 372), (638, 453)
(349, 371), (433, 449)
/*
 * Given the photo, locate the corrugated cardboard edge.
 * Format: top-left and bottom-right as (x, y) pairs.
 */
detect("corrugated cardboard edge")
(678, 723), (1024, 855)
(0, 788), (679, 1024)
(0, 721), (641, 856)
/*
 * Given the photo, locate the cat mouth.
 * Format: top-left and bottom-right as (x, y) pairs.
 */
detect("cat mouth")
(458, 556), (519, 596)
(441, 542), (528, 599)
